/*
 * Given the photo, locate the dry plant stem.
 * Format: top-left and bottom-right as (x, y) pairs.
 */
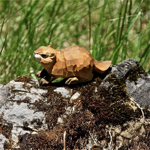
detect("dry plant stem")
(130, 98), (145, 121)
(89, 131), (99, 145)
(108, 129), (113, 150)
(63, 131), (66, 150)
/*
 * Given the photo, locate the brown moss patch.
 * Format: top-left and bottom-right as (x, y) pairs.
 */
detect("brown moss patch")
(19, 126), (64, 149)
(126, 63), (148, 82)
(14, 76), (32, 83)
(0, 116), (13, 149)
(77, 74), (141, 125)
(0, 116), (13, 139)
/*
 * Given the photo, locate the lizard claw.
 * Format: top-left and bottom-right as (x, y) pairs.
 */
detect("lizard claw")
(39, 78), (49, 85)
(36, 71), (42, 78)
(65, 77), (78, 85)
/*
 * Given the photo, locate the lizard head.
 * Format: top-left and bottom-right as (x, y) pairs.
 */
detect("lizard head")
(33, 45), (56, 74)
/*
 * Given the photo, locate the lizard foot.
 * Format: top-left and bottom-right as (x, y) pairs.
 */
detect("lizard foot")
(36, 69), (49, 78)
(36, 71), (42, 78)
(65, 77), (79, 85)
(39, 78), (49, 85)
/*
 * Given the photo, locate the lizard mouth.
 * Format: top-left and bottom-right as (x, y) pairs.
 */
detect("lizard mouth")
(33, 53), (41, 62)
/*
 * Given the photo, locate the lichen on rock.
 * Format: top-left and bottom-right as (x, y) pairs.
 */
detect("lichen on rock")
(0, 59), (150, 149)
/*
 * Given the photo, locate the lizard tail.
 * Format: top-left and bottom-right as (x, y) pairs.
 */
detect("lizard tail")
(93, 60), (111, 74)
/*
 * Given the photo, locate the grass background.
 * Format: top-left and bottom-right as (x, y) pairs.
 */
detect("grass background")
(0, 0), (150, 84)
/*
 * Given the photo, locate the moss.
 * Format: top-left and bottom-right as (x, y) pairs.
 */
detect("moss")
(18, 126), (64, 149)
(14, 76), (32, 83)
(14, 76), (40, 89)
(0, 116), (13, 149)
(126, 63), (147, 82)
(31, 119), (43, 128)
(4, 141), (12, 149)
(79, 74), (142, 125)
(0, 116), (13, 139)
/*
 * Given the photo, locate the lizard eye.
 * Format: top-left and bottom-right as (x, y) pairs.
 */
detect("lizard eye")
(41, 54), (47, 58)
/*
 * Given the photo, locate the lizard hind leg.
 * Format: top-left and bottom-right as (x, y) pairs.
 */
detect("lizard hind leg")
(65, 69), (93, 85)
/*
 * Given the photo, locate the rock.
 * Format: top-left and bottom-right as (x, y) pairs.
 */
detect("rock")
(126, 76), (150, 109)
(70, 92), (80, 103)
(0, 77), (48, 149)
(110, 59), (137, 79)
(116, 135), (123, 149)
(114, 125), (122, 134)
(54, 87), (72, 98)
(0, 84), (9, 107)
(120, 120), (143, 139)
(102, 59), (150, 108)
(0, 59), (150, 149)
(0, 134), (7, 150)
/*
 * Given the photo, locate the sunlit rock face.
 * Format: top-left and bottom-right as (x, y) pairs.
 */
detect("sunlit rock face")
(0, 59), (150, 149)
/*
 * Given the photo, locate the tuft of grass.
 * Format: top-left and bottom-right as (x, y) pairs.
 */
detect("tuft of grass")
(92, 0), (150, 65)
(0, 0), (149, 84)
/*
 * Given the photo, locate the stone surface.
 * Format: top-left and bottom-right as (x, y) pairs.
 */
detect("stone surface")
(110, 59), (137, 79)
(102, 59), (150, 108)
(0, 59), (150, 149)
(126, 76), (150, 109)
(0, 78), (48, 149)
(54, 87), (72, 98)
(70, 92), (80, 103)
(0, 84), (9, 107)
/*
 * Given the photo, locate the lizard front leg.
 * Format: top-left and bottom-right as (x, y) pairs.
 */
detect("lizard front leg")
(36, 69), (54, 85)
(36, 69), (48, 78)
